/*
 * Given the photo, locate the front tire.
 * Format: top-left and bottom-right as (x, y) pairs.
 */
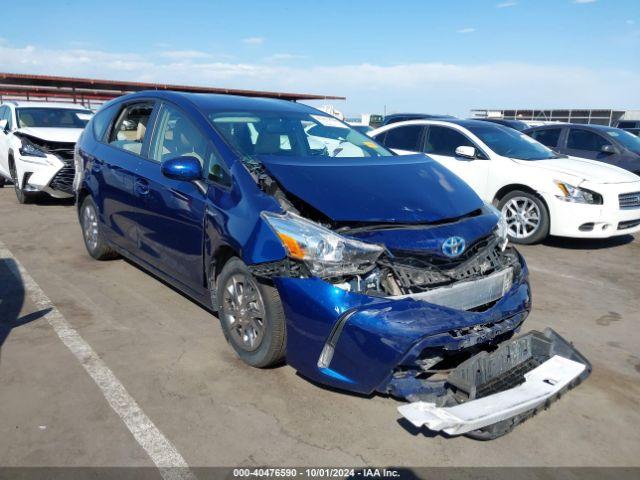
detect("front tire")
(498, 190), (549, 245)
(10, 163), (34, 204)
(216, 257), (286, 368)
(80, 196), (119, 260)
(0, 176), (6, 188)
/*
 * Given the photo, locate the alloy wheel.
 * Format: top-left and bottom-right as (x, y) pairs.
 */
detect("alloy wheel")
(501, 196), (541, 240)
(82, 204), (100, 251)
(221, 273), (266, 352)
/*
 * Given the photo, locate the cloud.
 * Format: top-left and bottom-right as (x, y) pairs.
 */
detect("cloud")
(263, 53), (307, 62)
(242, 37), (264, 45)
(573, 0), (596, 4)
(497, 2), (517, 7)
(457, 28), (476, 34)
(0, 42), (638, 116)
(160, 50), (212, 60)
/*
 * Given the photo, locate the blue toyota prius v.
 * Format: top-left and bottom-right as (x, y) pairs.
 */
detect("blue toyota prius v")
(74, 91), (590, 439)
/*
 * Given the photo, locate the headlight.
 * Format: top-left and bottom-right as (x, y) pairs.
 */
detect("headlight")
(19, 138), (48, 159)
(554, 181), (602, 205)
(262, 211), (384, 278)
(486, 203), (508, 250)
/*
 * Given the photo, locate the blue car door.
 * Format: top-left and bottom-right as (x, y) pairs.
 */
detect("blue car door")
(95, 100), (156, 252)
(133, 102), (213, 291)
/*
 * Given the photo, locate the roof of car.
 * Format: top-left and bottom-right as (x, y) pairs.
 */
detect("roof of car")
(110, 90), (323, 115)
(1, 101), (92, 110)
(524, 123), (618, 132)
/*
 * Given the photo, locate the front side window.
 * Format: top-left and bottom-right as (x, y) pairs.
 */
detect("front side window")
(108, 102), (154, 155)
(567, 129), (610, 151)
(152, 103), (230, 185)
(208, 110), (392, 160)
(530, 128), (561, 148)
(467, 124), (557, 160)
(16, 108), (92, 128)
(425, 126), (475, 156)
(604, 128), (640, 155)
(382, 125), (423, 151)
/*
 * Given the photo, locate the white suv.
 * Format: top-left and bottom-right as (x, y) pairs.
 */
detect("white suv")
(0, 101), (93, 203)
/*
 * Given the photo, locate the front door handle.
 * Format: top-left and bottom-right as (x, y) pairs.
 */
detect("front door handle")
(135, 178), (149, 196)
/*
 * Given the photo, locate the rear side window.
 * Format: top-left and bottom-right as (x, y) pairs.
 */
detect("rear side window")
(0, 106), (13, 130)
(425, 126), (474, 156)
(92, 104), (119, 142)
(108, 102), (154, 155)
(530, 128), (561, 148)
(567, 129), (610, 151)
(381, 125), (423, 151)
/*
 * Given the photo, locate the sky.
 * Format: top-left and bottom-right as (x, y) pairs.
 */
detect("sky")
(1, 0), (639, 116)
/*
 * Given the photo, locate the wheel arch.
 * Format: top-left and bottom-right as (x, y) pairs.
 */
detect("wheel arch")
(492, 183), (550, 213)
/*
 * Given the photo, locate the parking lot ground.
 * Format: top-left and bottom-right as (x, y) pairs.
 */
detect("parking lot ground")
(1, 187), (640, 469)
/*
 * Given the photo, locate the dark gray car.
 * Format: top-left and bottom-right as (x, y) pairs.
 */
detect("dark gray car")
(524, 124), (640, 176)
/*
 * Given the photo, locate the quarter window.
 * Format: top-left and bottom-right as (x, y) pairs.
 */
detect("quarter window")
(530, 128), (561, 148)
(567, 129), (610, 151)
(92, 104), (118, 142)
(381, 125), (423, 151)
(108, 102), (154, 155)
(425, 126), (475, 156)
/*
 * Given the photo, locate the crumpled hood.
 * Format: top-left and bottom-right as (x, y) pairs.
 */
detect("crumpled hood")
(513, 156), (640, 184)
(260, 154), (484, 223)
(15, 127), (83, 143)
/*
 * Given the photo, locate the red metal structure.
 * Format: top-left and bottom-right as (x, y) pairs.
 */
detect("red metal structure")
(0, 72), (344, 109)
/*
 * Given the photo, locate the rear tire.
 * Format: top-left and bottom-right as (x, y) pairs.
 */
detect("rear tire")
(498, 190), (549, 245)
(80, 196), (119, 260)
(215, 257), (286, 368)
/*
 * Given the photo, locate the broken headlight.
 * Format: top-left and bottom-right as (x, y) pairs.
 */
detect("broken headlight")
(487, 203), (508, 250)
(262, 211), (384, 278)
(18, 137), (48, 159)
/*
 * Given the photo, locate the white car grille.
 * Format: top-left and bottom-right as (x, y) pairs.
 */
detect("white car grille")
(619, 191), (640, 210)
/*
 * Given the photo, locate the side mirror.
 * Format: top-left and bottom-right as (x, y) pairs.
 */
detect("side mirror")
(455, 145), (476, 159)
(601, 144), (618, 155)
(161, 156), (203, 182)
(0, 119), (7, 132)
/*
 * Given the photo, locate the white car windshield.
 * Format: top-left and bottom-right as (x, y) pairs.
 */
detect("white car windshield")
(468, 124), (558, 160)
(16, 108), (93, 128)
(208, 111), (392, 160)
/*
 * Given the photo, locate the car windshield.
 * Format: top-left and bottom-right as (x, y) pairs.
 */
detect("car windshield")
(16, 108), (93, 128)
(467, 124), (557, 160)
(207, 110), (392, 160)
(604, 128), (640, 155)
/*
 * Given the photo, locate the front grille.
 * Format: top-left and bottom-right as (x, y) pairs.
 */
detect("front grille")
(618, 219), (640, 230)
(49, 157), (75, 194)
(619, 191), (640, 210)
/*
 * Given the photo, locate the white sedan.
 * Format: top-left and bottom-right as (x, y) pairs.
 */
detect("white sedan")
(370, 119), (640, 243)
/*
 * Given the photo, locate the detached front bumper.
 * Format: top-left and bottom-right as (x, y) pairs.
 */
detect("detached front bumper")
(398, 328), (591, 438)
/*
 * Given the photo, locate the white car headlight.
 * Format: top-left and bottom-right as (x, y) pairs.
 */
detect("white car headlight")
(554, 180), (602, 205)
(262, 211), (384, 278)
(486, 203), (508, 250)
(19, 138), (48, 159)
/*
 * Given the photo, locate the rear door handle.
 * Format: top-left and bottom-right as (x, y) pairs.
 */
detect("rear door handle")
(135, 178), (149, 196)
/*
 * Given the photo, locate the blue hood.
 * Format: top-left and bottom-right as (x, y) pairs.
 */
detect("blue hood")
(260, 154), (484, 223)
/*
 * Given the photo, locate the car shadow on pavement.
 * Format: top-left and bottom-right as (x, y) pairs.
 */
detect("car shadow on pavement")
(0, 258), (51, 364)
(544, 234), (635, 250)
(30, 195), (75, 207)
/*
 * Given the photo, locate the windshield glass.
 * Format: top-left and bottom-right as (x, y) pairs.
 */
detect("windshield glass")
(207, 110), (392, 160)
(16, 108), (93, 128)
(604, 128), (640, 155)
(467, 124), (557, 160)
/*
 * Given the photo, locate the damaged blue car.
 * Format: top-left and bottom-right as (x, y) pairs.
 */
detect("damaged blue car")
(74, 91), (590, 439)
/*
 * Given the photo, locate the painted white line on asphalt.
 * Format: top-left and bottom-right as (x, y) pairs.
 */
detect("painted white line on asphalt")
(0, 242), (195, 480)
